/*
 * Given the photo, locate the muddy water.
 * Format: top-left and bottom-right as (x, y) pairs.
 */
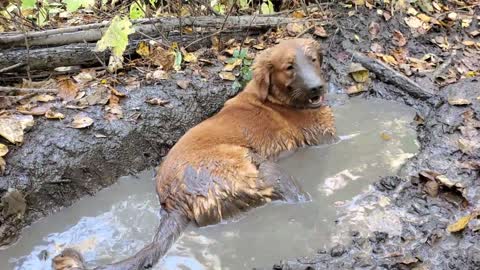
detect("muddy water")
(0, 97), (418, 270)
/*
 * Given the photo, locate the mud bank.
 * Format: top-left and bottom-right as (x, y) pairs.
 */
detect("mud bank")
(0, 67), (238, 247)
(269, 5), (480, 267)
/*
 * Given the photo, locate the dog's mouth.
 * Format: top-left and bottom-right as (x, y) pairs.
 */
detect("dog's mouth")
(307, 95), (325, 108)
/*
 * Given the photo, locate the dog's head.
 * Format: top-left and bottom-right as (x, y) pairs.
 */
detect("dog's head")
(247, 38), (327, 109)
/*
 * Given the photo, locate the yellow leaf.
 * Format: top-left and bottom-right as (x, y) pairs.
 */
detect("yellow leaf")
(136, 41), (150, 57)
(461, 18), (472, 28)
(223, 58), (242, 72)
(350, 70), (369, 83)
(380, 54), (398, 65)
(380, 132), (392, 141)
(183, 52), (197, 63)
(447, 214), (472, 233)
(291, 10), (305, 18)
(0, 143), (8, 157)
(465, 71), (478, 78)
(354, 34), (360, 41)
(406, 7), (418, 15)
(36, 94), (56, 102)
(219, 72), (236, 81)
(346, 84), (366, 95)
(352, 0), (365, 5)
(417, 13), (431, 23)
(0, 157), (5, 175)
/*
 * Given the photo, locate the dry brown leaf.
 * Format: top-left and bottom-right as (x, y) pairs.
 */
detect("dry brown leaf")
(0, 114), (34, 144)
(291, 10), (306, 18)
(71, 113), (93, 129)
(109, 86), (126, 97)
(36, 94), (56, 102)
(176, 80), (190, 89)
(105, 95), (123, 120)
(1, 188), (26, 217)
(404, 16), (423, 28)
(462, 40), (475, 46)
(45, 109), (65, 120)
(286, 23), (305, 36)
(145, 98), (170, 106)
(57, 76), (79, 102)
(73, 69), (96, 84)
(0, 143), (8, 157)
(392, 30), (407, 47)
(17, 103), (53, 116)
(368, 21), (380, 38)
(417, 13), (431, 23)
(424, 180), (439, 197)
(0, 157), (5, 175)
(313, 26), (328, 38)
(370, 42), (384, 53)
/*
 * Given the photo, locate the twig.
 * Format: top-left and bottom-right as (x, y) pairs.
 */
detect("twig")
(0, 86), (58, 93)
(185, 3), (236, 49)
(0, 63), (24, 73)
(432, 50), (457, 79)
(296, 24), (315, 38)
(83, 39), (107, 69)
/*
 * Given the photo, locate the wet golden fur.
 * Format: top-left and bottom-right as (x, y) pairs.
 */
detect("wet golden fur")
(157, 38), (336, 226)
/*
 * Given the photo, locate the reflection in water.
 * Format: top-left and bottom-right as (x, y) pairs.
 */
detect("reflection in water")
(0, 97), (418, 270)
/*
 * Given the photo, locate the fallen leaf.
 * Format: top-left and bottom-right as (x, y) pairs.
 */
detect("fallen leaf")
(378, 54), (398, 65)
(447, 12), (458, 21)
(73, 69), (96, 84)
(136, 41), (150, 57)
(71, 113), (93, 129)
(380, 132), (392, 141)
(0, 157), (5, 175)
(462, 40), (475, 46)
(435, 175), (461, 188)
(349, 63), (369, 83)
(45, 109), (65, 120)
(0, 143), (8, 157)
(404, 16), (423, 28)
(447, 214), (472, 233)
(392, 30), (407, 47)
(105, 95), (123, 120)
(1, 188), (26, 217)
(149, 70), (170, 81)
(57, 76), (79, 102)
(352, 0), (364, 5)
(313, 26), (328, 37)
(183, 51), (198, 63)
(85, 86), (111, 106)
(448, 98), (471, 106)
(368, 21), (380, 38)
(286, 23), (305, 36)
(150, 46), (175, 70)
(95, 15), (134, 57)
(17, 103), (53, 116)
(36, 94), (56, 102)
(370, 42), (384, 53)
(417, 13), (431, 23)
(291, 10), (305, 18)
(145, 98), (169, 106)
(346, 84), (367, 95)
(219, 72), (236, 81)
(223, 58), (242, 72)
(109, 86), (126, 97)
(0, 114), (34, 144)
(176, 80), (190, 89)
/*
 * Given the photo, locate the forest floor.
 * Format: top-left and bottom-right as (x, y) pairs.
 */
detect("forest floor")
(1, 0), (479, 269)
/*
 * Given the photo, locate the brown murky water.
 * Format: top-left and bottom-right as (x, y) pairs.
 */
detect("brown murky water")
(0, 97), (418, 270)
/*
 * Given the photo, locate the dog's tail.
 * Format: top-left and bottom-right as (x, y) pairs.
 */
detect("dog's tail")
(54, 209), (189, 270)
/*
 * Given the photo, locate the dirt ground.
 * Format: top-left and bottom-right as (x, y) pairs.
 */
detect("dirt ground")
(1, 2), (479, 270)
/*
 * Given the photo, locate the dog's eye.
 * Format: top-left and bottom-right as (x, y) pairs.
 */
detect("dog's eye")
(286, 65), (294, 70)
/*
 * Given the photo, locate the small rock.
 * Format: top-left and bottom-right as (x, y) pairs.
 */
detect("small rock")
(330, 244), (346, 257)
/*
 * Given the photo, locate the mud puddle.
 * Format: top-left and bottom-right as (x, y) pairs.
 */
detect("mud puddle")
(0, 97), (418, 270)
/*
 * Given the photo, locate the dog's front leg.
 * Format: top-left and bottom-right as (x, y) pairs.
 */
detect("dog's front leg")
(258, 160), (311, 203)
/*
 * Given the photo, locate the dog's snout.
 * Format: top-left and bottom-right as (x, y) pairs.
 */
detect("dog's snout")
(310, 85), (324, 93)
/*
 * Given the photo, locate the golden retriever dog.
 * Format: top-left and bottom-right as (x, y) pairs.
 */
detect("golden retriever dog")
(53, 38), (338, 270)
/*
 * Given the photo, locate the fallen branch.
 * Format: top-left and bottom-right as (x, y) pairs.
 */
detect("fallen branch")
(0, 16), (294, 48)
(351, 51), (433, 100)
(0, 86), (58, 93)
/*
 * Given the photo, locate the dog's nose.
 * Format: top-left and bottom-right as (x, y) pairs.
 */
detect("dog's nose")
(310, 85), (324, 93)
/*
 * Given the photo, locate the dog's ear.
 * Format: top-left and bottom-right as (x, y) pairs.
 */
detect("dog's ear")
(246, 51), (272, 101)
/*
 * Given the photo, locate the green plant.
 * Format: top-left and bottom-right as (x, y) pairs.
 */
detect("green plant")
(229, 48), (253, 91)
